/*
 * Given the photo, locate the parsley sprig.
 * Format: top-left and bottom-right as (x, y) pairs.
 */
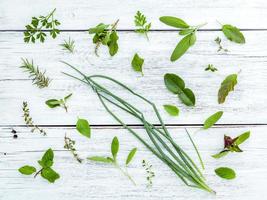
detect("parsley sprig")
(134, 11), (151, 40)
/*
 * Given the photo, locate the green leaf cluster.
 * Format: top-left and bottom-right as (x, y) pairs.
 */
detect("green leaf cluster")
(131, 53), (144, 75)
(18, 148), (60, 183)
(215, 167), (236, 180)
(46, 93), (72, 112)
(164, 73), (196, 106)
(76, 118), (91, 138)
(134, 11), (151, 39)
(218, 74), (238, 104)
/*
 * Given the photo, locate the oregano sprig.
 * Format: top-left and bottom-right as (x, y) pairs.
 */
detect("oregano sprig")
(64, 134), (83, 163)
(24, 8), (60, 43)
(134, 11), (151, 40)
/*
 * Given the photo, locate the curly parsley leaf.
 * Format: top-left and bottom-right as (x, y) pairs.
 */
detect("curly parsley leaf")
(134, 11), (151, 39)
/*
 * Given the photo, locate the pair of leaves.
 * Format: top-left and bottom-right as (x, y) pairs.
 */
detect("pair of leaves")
(46, 93), (72, 112)
(203, 111), (223, 129)
(131, 53), (144, 75)
(134, 11), (151, 39)
(218, 74), (238, 104)
(18, 149), (60, 183)
(164, 73), (195, 106)
(76, 118), (91, 138)
(222, 24), (245, 44)
(215, 167), (236, 180)
(163, 104), (179, 116)
(205, 64), (218, 72)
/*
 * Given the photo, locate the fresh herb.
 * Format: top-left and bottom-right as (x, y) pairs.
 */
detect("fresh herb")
(218, 74), (238, 104)
(18, 148), (60, 183)
(24, 8), (60, 43)
(134, 11), (151, 40)
(142, 160), (155, 187)
(11, 129), (18, 139)
(88, 20), (119, 56)
(64, 134), (83, 163)
(164, 73), (196, 106)
(215, 167), (236, 180)
(205, 64), (218, 72)
(76, 118), (91, 138)
(163, 104), (179, 116)
(203, 111), (223, 129)
(214, 37), (228, 52)
(222, 24), (245, 44)
(63, 62), (214, 193)
(60, 37), (75, 53)
(212, 131), (250, 159)
(159, 16), (206, 61)
(45, 93), (72, 112)
(88, 136), (137, 185)
(22, 101), (46, 136)
(20, 58), (51, 88)
(131, 53), (144, 75)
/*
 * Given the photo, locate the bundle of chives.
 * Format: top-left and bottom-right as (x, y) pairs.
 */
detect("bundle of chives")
(62, 61), (215, 193)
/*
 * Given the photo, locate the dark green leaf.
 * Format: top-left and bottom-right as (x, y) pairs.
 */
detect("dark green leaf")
(215, 167), (236, 180)
(131, 53), (144, 75)
(18, 165), (36, 175)
(159, 16), (189, 28)
(38, 148), (54, 168)
(164, 73), (185, 94)
(218, 74), (238, 104)
(203, 111), (223, 129)
(126, 148), (137, 165)
(235, 131), (250, 145)
(163, 104), (179, 116)
(222, 24), (245, 44)
(87, 156), (112, 163)
(212, 150), (230, 159)
(111, 136), (119, 159)
(45, 99), (61, 108)
(178, 88), (195, 106)
(41, 167), (60, 183)
(76, 118), (91, 138)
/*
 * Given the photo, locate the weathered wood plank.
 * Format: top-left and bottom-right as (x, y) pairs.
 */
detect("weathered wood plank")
(0, 0), (266, 30)
(0, 31), (267, 125)
(0, 126), (266, 200)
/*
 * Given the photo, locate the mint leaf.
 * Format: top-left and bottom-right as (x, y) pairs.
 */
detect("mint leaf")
(215, 167), (236, 180)
(76, 118), (91, 138)
(235, 131), (250, 145)
(179, 88), (195, 106)
(38, 148), (54, 168)
(218, 74), (238, 104)
(222, 24), (245, 44)
(41, 167), (60, 183)
(111, 136), (119, 160)
(126, 148), (137, 166)
(88, 156), (112, 163)
(18, 165), (36, 175)
(159, 16), (189, 28)
(163, 104), (179, 116)
(203, 111), (223, 129)
(131, 53), (144, 75)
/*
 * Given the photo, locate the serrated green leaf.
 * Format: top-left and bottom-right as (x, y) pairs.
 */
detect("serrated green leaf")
(159, 16), (189, 28)
(222, 24), (245, 44)
(38, 148), (54, 168)
(131, 53), (144, 75)
(215, 167), (236, 180)
(218, 74), (238, 104)
(18, 165), (36, 175)
(76, 118), (91, 138)
(45, 99), (61, 108)
(212, 150), (230, 159)
(126, 148), (137, 165)
(163, 104), (179, 116)
(41, 167), (60, 183)
(111, 136), (119, 160)
(203, 111), (223, 129)
(87, 156), (112, 163)
(235, 131), (250, 145)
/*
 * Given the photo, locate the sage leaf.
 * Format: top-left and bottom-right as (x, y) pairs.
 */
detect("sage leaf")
(222, 24), (245, 44)
(41, 167), (60, 183)
(203, 111), (223, 129)
(159, 16), (189, 28)
(218, 74), (238, 104)
(76, 118), (91, 138)
(38, 148), (54, 168)
(126, 148), (137, 165)
(170, 33), (192, 62)
(179, 88), (195, 106)
(235, 131), (250, 145)
(111, 136), (119, 160)
(215, 167), (236, 180)
(18, 165), (36, 175)
(163, 104), (179, 116)
(88, 156), (112, 163)
(212, 150), (230, 159)
(45, 99), (61, 108)
(131, 53), (144, 75)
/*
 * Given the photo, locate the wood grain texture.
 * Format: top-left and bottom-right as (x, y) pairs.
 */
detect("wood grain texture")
(0, 0), (266, 30)
(0, 31), (267, 125)
(0, 126), (265, 200)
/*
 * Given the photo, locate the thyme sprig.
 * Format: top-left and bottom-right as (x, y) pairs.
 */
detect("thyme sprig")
(214, 37), (228, 52)
(22, 101), (46, 136)
(60, 37), (75, 53)
(142, 160), (155, 187)
(20, 58), (51, 88)
(64, 134), (83, 163)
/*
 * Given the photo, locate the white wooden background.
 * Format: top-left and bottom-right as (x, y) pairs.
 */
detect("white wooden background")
(1, 1), (267, 199)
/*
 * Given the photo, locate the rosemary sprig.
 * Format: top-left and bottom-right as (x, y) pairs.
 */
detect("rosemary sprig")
(142, 160), (155, 187)
(20, 58), (51, 88)
(60, 37), (75, 53)
(22, 101), (46, 135)
(64, 134), (82, 163)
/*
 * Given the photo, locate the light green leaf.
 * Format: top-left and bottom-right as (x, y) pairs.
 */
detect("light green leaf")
(218, 74), (238, 104)
(178, 88), (195, 106)
(45, 99), (61, 108)
(89, 23), (109, 34)
(235, 131), (250, 145)
(131, 53), (144, 75)
(179, 28), (194, 35)
(41, 167), (60, 183)
(18, 165), (36, 175)
(163, 104), (179, 116)
(212, 150), (230, 159)
(126, 148), (137, 165)
(215, 167), (236, 180)
(76, 118), (91, 138)
(38, 148), (54, 168)
(87, 156), (112, 163)
(203, 111), (223, 129)
(159, 16), (189, 28)
(111, 136), (119, 160)
(222, 24), (245, 44)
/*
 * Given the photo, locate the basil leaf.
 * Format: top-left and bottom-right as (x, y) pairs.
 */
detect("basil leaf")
(126, 148), (137, 165)
(222, 24), (245, 44)
(164, 73), (185, 94)
(107, 31), (119, 56)
(111, 136), (119, 160)
(64, 93), (72, 101)
(45, 99), (61, 108)
(18, 165), (36, 175)
(159, 16), (189, 28)
(178, 88), (195, 106)
(76, 118), (91, 138)
(212, 150), (230, 159)
(41, 167), (60, 183)
(235, 131), (250, 145)
(87, 156), (112, 163)
(163, 104), (179, 116)
(38, 148), (54, 168)
(215, 167), (236, 180)
(131, 53), (144, 75)
(203, 111), (223, 129)
(218, 74), (238, 104)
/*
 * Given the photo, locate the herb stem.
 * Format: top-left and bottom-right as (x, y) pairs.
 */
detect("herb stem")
(114, 163), (136, 185)
(34, 169), (42, 178)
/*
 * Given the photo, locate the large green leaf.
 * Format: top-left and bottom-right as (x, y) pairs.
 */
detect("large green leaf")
(131, 53), (144, 75)
(203, 111), (223, 129)
(159, 16), (189, 28)
(222, 24), (245, 44)
(38, 148), (54, 168)
(41, 167), (60, 183)
(218, 74), (238, 104)
(235, 131), (250, 145)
